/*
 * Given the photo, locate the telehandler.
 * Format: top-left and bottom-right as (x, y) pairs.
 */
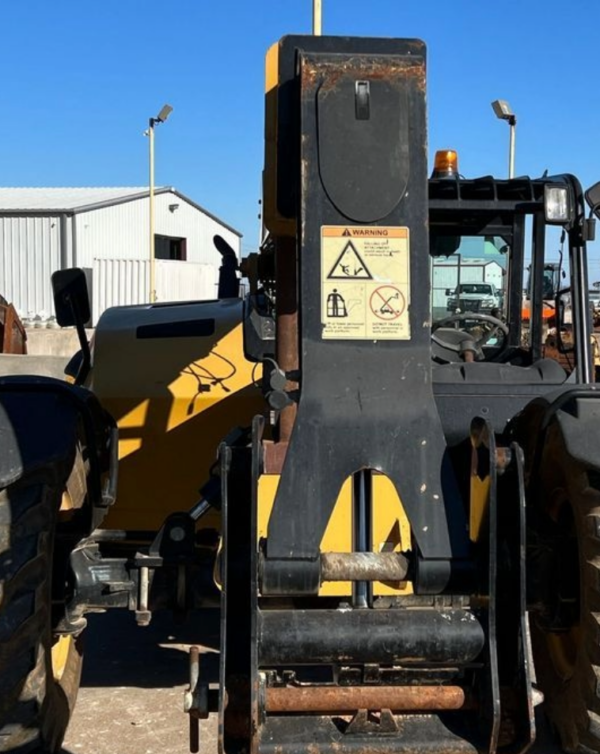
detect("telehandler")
(2, 32), (600, 754)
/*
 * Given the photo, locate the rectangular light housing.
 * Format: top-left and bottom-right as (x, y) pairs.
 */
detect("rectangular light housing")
(545, 185), (571, 224)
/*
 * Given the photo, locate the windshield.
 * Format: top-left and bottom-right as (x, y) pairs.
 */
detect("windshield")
(456, 284), (493, 295)
(429, 234), (509, 358)
(432, 235), (507, 321)
(525, 264), (560, 301)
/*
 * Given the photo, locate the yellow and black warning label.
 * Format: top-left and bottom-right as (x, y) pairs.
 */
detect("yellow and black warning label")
(321, 226), (410, 340)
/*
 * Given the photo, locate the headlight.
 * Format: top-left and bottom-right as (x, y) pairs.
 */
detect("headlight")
(545, 184), (572, 224)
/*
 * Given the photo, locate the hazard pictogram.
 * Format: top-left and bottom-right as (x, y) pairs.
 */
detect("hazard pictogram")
(326, 289), (348, 318)
(342, 228), (351, 236)
(369, 286), (405, 320)
(327, 241), (372, 280)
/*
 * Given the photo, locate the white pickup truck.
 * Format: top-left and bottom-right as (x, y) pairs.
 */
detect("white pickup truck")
(446, 282), (502, 313)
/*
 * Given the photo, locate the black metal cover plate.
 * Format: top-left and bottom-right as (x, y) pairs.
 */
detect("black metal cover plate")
(265, 41), (469, 575)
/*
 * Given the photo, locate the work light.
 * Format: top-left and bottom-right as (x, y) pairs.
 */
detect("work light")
(544, 185), (571, 224)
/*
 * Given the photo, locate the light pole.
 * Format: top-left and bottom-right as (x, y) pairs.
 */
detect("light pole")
(313, 0), (322, 35)
(147, 103), (173, 303)
(491, 99), (516, 179)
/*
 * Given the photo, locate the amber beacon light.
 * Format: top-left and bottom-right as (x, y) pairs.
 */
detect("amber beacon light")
(432, 149), (459, 179)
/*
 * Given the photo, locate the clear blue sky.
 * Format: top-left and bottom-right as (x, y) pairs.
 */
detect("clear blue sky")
(2, 1), (600, 271)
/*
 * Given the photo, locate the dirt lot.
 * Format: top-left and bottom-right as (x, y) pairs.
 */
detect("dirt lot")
(61, 610), (219, 754)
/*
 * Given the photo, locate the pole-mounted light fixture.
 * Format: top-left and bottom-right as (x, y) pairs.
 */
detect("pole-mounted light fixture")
(491, 99), (516, 179)
(147, 103), (173, 303)
(313, 0), (322, 35)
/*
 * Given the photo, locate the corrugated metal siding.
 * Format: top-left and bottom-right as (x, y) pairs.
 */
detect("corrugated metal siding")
(153, 191), (242, 262)
(0, 190), (239, 319)
(157, 259), (218, 302)
(77, 201), (147, 265)
(0, 216), (61, 316)
(76, 191), (241, 268)
(93, 259), (148, 324)
(92, 259), (218, 324)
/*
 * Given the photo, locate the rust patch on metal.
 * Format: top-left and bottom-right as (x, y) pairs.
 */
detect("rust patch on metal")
(275, 237), (298, 443)
(263, 441), (289, 474)
(301, 56), (426, 94)
(265, 685), (473, 713)
(0, 298), (27, 354)
(223, 676), (252, 739)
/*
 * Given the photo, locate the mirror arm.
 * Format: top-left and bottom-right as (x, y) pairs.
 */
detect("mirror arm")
(68, 294), (92, 385)
(586, 204), (599, 242)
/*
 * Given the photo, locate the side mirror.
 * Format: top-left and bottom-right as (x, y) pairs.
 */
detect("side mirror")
(52, 268), (91, 327)
(585, 181), (600, 218)
(51, 269), (92, 385)
(445, 288), (451, 296)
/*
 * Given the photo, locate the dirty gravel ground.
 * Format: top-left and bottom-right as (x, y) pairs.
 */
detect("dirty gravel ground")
(61, 609), (219, 754)
(62, 610), (562, 754)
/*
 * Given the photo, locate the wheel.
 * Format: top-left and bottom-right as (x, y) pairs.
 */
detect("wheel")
(528, 421), (600, 752)
(0, 474), (83, 753)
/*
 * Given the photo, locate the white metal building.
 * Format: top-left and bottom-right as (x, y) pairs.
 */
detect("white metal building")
(0, 187), (242, 324)
(432, 258), (505, 315)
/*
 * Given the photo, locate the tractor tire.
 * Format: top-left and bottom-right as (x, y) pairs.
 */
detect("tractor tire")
(0, 474), (83, 753)
(529, 421), (600, 753)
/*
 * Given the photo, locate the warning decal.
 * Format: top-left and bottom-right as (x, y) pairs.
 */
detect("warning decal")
(321, 226), (410, 341)
(370, 286), (406, 320)
(327, 241), (372, 280)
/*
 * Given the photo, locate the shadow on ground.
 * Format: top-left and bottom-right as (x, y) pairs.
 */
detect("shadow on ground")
(80, 608), (220, 688)
(64, 608), (564, 754)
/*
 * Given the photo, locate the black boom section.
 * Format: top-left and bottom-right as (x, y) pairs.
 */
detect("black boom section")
(263, 37), (469, 594)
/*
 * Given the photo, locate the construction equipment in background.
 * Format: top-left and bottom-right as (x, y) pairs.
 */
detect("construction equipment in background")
(0, 294), (27, 353)
(523, 262), (563, 323)
(3, 31), (600, 754)
(544, 312), (600, 380)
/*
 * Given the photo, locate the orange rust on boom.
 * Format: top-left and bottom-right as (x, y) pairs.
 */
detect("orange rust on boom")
(275, 237), (299, 444)
(300, 56), (425, 93)
(263, 441), (289, 474)
(265, 685), (473, 714)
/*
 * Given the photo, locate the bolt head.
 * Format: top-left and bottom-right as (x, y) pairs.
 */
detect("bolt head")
(170, 526), (186, 542)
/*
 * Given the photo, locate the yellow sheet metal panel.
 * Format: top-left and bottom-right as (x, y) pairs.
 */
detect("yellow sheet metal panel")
(470, 475), (490, 543)
(263, 40), (296, 238)
(258, 475), (352, 596)
(371, 474), (412, 596)
(258, 472), (412, 597)
(92, 301), (262, 531)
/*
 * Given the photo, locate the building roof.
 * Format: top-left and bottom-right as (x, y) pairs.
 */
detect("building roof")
(435, 257), (502, 266)
(0, 186), (241, 237)
(0, 187), (151, 211)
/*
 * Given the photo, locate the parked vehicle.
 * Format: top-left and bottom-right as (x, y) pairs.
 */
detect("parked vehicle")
(446, 282), (502, 313)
